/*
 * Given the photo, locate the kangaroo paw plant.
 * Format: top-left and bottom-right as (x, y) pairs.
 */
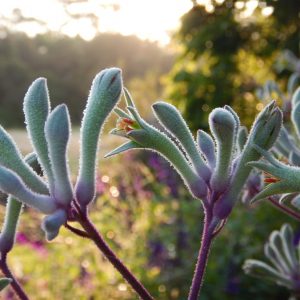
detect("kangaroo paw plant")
(244, 224), (300, 299)
(0, 68), (154, 300)
(108, 90), (282, 299)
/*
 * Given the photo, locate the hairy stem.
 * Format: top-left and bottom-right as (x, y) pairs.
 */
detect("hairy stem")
(0, 254), (29, 300)
(76, 208), (154, 300)
(188, 209), (216, 300)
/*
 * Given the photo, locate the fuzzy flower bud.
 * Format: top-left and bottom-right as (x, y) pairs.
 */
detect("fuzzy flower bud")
(76, 68), (123, 206)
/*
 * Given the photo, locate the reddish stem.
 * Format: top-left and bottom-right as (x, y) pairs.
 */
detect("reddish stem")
(0, 254), (29, 300)
(267, 197), (300, 221)
(76, 209), (154, 300)
(188, 208), (216, 300)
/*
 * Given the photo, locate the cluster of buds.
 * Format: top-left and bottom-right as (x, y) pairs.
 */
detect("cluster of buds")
(249, 88), (300, 206)
(0, 68), (123, 253)
(107, 91), (282, 224)
(244, 224), (300, 295)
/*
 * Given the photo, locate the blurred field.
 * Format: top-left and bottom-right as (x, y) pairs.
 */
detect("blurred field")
(0, 126), (295, 300)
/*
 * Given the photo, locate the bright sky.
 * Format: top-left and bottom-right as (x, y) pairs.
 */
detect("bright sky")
(0, 0), (195, 45)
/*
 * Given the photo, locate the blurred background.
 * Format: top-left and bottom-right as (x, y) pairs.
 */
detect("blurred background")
(0, 0), (299, 299)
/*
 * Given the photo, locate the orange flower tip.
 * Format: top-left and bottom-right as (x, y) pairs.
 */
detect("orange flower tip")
(264, 178), (280, 183)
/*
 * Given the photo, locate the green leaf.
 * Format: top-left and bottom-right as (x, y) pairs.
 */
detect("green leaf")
(105, 141), (141, 158)
(0, 278), (12, 291)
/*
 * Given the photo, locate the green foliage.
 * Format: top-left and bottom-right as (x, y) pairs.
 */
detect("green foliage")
(167, 0), (300, 130)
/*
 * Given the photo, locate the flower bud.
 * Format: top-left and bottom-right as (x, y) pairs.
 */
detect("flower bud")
(209, 108), (236, 193)
(197, 130), (216, 169)
(23, 78), (53, 188)
(45, 104), (73, 206)
(76, 68), (122, 206)
(0, 153), (44, 255)
(41, 209), (67, 241)
(0, 166), (55, 214)
(0, 126), (48, 194)
(213, 102), (282, 219)
(152, 101), (211, 181)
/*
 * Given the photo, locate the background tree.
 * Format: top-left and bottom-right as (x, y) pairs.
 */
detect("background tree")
(167, 0), (300, 130)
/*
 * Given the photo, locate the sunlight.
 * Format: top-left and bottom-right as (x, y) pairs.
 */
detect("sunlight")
(0, 0), (193, 45)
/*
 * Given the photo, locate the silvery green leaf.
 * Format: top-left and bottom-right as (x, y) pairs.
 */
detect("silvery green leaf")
(114, 107), (131, 119)
(104, 141), (141, 158)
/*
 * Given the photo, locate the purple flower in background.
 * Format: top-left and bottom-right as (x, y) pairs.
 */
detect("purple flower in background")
(148, 153), (180, 198)
(16, 232), (47, 255)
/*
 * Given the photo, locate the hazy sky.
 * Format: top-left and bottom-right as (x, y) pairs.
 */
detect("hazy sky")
(0, 0), (198, 44)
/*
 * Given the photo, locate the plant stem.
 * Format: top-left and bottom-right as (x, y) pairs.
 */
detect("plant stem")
(268, 197), (300, 221)
(188, 209), (215, 300)
(77, 208), (154, 300)
(0, 254), (29, 300)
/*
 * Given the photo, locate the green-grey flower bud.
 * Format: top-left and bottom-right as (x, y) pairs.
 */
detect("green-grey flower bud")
(41, 209), (67, 241)
(152, 101), (211, 181)
(197, 130), (216, 169)
(213, 102), (282, 219)
(23, 78), (54, 189)
(76, 68), (122, 206)
(0, 126), (48, 194)
(0, 166), (55, 214)
(209, 108), (236, 193)
(128, 128), (207, 199)
(0, 153), (43, 254)
(45, 104), (73, 206)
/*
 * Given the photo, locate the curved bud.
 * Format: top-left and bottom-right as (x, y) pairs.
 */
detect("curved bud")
(264, 244), (289, 274)
(0, 152), (43, 254)
(152, 101), (211, 181)
(41, 209), (67, 241)
(209, 108), (236, 193)
(23, 78), (54, 188)
(197, 130), (216, 169)
(213, 103), (282, 218)
(243, 259), (291, 288)
(0, 126), (48, 194)
(0, 166), (55, 214)
(128, 128), (207, 199)
(76, 68), (122, 206)
(280, 224), (298, 270)
(45, 104), (73, 206)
